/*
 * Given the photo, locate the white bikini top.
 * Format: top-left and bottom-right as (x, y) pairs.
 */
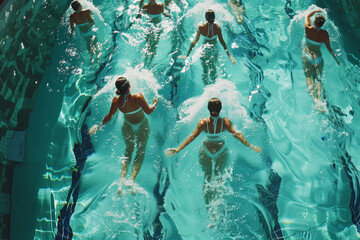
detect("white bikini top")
(305, 37), (322, 46)
(148, 13), (162, 18)
(122, 93), (142, 115)
(204, 116), (224, 141)
(203, 23), (217, 41)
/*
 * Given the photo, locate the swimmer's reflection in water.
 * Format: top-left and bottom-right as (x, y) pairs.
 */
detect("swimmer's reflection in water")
(69, 1), (100, 58)
(179, 10), (236, 85)
(165, 98), (261, 205)
(89, 77), (158, 196)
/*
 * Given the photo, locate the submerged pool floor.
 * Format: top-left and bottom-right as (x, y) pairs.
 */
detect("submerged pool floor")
(8, 0), (360, 239)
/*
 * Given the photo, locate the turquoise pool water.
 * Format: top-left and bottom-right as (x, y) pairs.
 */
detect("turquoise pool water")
(13, 0), (360, 239)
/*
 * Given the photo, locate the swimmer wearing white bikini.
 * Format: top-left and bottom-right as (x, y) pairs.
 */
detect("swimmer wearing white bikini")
(137, 0), (170, 66)
(228, 0), (245, 24)
(69, 1), (98, 56)
(179, 10), (236, 84)
(138, 0), (170, 22)
(89, 77), (158, 196)
(302, 10), (340, 106)
(165, 98), (261, 205)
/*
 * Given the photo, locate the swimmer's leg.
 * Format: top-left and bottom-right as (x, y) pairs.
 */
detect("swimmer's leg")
(314, 61), (324, 100)
(209, 47), (219, 83)
(209, 57), (217, 84)
(130, 119), (150, 195)
(85, 35), (99, 59)
(214, 149), (228, 199)
(199, 148), (214, 205)
(214, 149), (228, 177)
(118, 122), (135, 195)
(144, 31), (155, 67)
(302, 56), (317, 101)
(144, 29), (161, 67)
(201, 56), (210, 85)
(85, 36), (93, 57)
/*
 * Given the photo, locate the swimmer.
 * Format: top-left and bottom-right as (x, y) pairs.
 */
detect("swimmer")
(179, 10), (236, 84)
(69, 1), (99, 57)
(302, 10), (340, 111)
(228, 0), (245, 24)
(137, 0), (170, 19)
(165, 98), (261, 205)
(89, 77), (158, 196)
(137, 0), (170, 67)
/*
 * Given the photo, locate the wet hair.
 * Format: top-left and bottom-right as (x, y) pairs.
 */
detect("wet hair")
(205, 10), (215, 23)
(314, 15), (325, 27)
(208, 97), (222, 116)
(115, 77), (130, 95)
(71, 1), (81, 11)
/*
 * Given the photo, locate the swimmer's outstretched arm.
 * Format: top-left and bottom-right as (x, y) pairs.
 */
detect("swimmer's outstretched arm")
(178, 29), (201, 59)
(138, 93), (158, 114)
(218, 28), (236, 64)
(86, 10), (95, 26)
(102, 97), (119, 125)
(70, 15), (75, 35)
(306, 9), (322, 28)
(165, 119), (204, 156)
(139, 0), (145, 9)
(162, 10), (171, 18)
(324, 32), (340, 65)
(137, 0), (145, 18)
(89, 97), (118, 135)
(224, 118), (262, 152)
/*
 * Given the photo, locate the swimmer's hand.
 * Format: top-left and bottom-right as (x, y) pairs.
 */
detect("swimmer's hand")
(165, 148), (179, 157)
(153, 98), (158, 107)
(237, 15), (244, 24)
(250, 145), (262, 153)
(163, 12), (171, 18)
(178, 55), (187, 59)
(150, 98), (158, 112)
(89, 124), (101, 135)
(229, 55), (236, 64)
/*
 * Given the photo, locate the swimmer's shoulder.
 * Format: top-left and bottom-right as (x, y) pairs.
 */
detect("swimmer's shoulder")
(70, 12), (76, 19)
(223, 117), (232, 128)
(84, 9), (93, 18)
(132, 92), (145, 103)
(198, 24), (206, 31)
(213, 23), (221, 32)
(198, 117), (209, 127)
(111, 96), (121, 107)
(132, 92), (142, 98)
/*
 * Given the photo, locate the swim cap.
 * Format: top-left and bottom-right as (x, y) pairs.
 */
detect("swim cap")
(71, 1), (81, 11)
(205, 10), (215, 23)
(115, 77), (130, 95)
(208, 97), (222, 116)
